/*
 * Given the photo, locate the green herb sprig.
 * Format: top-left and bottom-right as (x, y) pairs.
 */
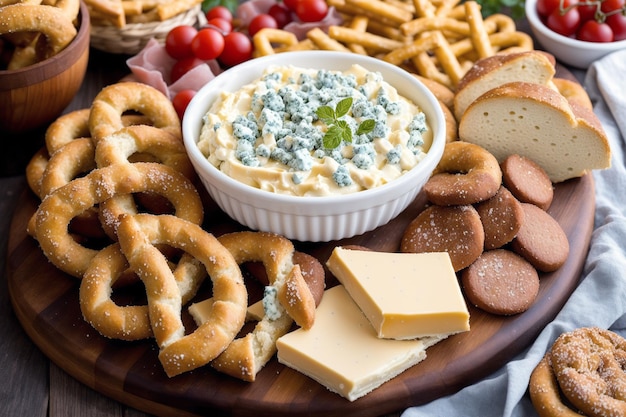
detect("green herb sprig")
(316, 97), (375, 149)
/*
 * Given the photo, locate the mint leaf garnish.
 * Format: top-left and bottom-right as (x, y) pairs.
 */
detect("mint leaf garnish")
(317, 98), (375, 149)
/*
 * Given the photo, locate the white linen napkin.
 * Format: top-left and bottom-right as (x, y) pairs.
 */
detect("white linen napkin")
(402, 48), (626, 417)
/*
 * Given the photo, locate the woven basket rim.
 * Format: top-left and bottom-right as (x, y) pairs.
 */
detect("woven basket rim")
(90, 5), (203, 54)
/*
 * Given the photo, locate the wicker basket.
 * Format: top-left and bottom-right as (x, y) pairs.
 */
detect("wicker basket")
(90, 6), (204, 55)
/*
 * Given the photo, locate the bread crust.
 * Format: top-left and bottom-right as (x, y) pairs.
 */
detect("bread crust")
(459, 81), (611, 183)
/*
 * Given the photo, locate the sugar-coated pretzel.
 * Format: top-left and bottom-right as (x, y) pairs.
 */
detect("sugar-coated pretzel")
(115, 214), (247, 377)
(423, 141), (502, 206)
(210, 231), (316, 382)
(550, 327), (626, 417)
(34, 162), (203, 278)
(88, 82), (181, 143)
(529, 355), (583, 417)
(0, 4), (77, 63)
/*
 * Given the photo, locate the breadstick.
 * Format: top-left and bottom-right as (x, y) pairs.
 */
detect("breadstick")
(344, 0), (414, 24)
(307, 27), (352, 52)
(156, 0), (201, 21)
(328, 25), (405, 52)
(465, 1), (493, 58)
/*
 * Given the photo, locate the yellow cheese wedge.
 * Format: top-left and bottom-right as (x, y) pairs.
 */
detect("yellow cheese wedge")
(276, 285), (437, 402)
(326, 248), (470, 340)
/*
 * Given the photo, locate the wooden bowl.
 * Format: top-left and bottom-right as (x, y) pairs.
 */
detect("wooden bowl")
(0, 2), (90, 134)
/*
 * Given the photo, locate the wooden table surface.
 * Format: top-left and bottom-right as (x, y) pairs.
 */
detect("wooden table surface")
(0, 20), (587, 417)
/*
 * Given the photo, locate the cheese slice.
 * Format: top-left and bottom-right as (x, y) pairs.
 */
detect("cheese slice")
(326, 248), (470, 340)
(189, 298), (267, 325)
(276, 285), (437, 402)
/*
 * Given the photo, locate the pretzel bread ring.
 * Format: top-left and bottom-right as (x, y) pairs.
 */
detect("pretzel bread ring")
(89, 82), (181, 143)
(32, 138), (107, 239)
(94, 125), (196, 238)
(423, 141), (502, 206)
(25, 148), (50, 200)
(211, 231), (316, 382)
(0, 4), (77, 59)
(79, 243), (206, 341)
(529, 355), (583, 417)
(95, 125), (194, 179)
(44, 109), (92, 154)
(550, 327), (626, 417)
(45, 109), (153, 154)
(34, 162), (203, 278)
(115, 214), (247, 377)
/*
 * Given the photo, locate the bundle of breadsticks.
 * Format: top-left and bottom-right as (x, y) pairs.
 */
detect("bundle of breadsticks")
(85, 0), (202, 27)
(253, 0), (533, 92)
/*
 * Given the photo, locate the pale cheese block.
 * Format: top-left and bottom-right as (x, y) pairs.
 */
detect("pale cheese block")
(276, 285), (440, 402)
(326, 247), (470, 340)
(459, 81), (611, 183)
(453, 51), (557, 121)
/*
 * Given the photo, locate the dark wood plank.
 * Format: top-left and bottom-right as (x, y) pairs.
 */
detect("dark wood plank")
(0, 177), (49, 417)
(6, 170), (594, 417)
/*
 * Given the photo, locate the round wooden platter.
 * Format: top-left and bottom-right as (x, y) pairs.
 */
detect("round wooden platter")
(7, 171), (594, 417)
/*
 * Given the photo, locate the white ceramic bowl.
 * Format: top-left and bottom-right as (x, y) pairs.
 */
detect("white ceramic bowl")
(525, 0), (626, 69)
(183, 51), (446, 242)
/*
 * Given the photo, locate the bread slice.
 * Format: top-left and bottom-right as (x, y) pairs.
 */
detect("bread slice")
(453, 51), (556, 121)
(459, 81), (611, 183)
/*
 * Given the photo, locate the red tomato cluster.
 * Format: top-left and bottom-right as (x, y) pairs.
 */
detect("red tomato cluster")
(537, 0), (626, 42)
(165, 1), (330, 119)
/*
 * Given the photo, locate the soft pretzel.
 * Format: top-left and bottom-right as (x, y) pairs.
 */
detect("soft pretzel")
(88, 82), (181, 143)
(210, 231), (316, 382)
(79, 240), (206, 341)
(26, 138), (106, 239)
(44, 109), (92, 154)
(529, 355), (583, 417)
(95, 125), (196, 238)
(0, 4), (77, 65)
(33, 162), (203, 278)
(550, 327), (626, 417)
(115, 214), (247, 377)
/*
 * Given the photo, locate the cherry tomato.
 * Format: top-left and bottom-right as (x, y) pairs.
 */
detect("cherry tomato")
(295, 0), (328, 22)
(547, 6), (581, 37)
(577, 19), (614, 41)
(601, 0), (625, 13)
(536, 0), (570, 18)
(268, 3), (293, 28)
(206, 5), (233, 22)
(219, 32), (253, 67)
(207, 17), (232, 34)
(172, 89), (196, 120)
(170, 57), (204, 83)
(165, 25), (198, 60)
(248, 14), (278, 36)
(282, 0), (299, 11)
(191, 27), (225, 60)
(575, 3), (597, 23)
(607, 13), (626, 41)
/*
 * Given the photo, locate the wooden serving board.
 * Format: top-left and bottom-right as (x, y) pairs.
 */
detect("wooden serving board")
(7, 170), (594, 417)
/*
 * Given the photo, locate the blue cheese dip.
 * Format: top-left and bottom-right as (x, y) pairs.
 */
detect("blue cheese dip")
(197, 64), (432, 196)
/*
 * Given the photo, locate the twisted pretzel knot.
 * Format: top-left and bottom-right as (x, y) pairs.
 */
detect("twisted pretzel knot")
(115, 214), (248, 377)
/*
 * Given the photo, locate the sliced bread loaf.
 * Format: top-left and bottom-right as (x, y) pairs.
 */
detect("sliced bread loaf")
(458, 81), (611, 183)
(453, 51), (556, 121)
